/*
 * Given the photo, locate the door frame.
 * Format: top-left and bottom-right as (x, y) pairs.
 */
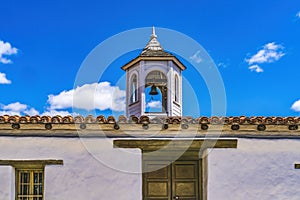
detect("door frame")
(114, 139), (237, 200)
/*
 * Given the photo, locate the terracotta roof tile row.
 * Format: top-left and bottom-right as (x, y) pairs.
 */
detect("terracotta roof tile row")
(0, 115), (299, 125)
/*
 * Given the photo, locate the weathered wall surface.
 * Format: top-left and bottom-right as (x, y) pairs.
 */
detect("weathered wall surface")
(208, 139), (300, 200)
(2, 137), (300, 200)
(0, 137), (142, 200)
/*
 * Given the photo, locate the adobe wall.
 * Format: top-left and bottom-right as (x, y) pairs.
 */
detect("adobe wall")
(208, 138), (300, 200)
(1, 136), (300, 199)
(0, 137), (142, 200)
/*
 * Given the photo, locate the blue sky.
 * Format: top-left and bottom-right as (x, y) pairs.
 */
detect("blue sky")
(0, 0), (300, 117)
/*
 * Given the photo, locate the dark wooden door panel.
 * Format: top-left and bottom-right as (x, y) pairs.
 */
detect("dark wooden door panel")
(144, 162), (171, 200)
(172, 161), (199, 200)
(144, 160), (199, 200)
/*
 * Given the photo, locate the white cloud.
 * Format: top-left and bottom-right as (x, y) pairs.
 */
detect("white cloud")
(249, 65), (264, 73)
(47, 82), (126, 112)
(0, 102), (39, 116)
(190, 50), (202, 63)
(246, 42), (284, 65)
(3, 102), (27, 111)
(246, 42), (284, 72)
(41, 109), (73, 117)
(146, 100), (161, 109)
(24, 108), (39, 116)
(0, 40), (18, 64)
(291, 100), (300, 112)
(0, 72), (11, 84)
(0, 102), (74, 117)
(0, 82), (125, 117)
(297, 11), (300, 18)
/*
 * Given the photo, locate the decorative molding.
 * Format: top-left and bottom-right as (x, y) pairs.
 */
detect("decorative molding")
(0, 159), (63, 167)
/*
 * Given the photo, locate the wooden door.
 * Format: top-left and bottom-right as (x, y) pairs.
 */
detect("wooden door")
(172, 161), (199, 200)
(144, 160), (199, 200)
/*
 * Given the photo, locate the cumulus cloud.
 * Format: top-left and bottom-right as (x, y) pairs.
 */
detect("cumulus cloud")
(0, 72), (11, 84)
(3, 102), (27, 111)
(41, 109), (73, 117)
(146, 100), (161, 109)
(246, 42), (284, 73)
(47, 82), (126, 112)
(297, 11), (300, 18)
(190, 50), (202, 63)
(0, 82), (125, 117)
(291, 100), (300, 112)
(249, 65), (263, 73)
(0, 101), (76, 117)
(246, 42), (284, 64)
(24, 108), (39, 116)
(0, 102), (39, 116)
(0, 40), (18, 64)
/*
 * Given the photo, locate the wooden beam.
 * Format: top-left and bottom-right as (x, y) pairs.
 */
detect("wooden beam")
(114, 139), (237, 151)
(0, 159), (63, 167)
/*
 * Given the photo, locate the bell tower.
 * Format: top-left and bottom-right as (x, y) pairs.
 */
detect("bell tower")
(122, 27), (186, 118)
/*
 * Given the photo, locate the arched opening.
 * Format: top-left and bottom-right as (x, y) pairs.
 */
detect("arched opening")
(145, 71), (168, 113)
(175, 75), (179, 102)
(130, 74), (137, 103)
(145, 86), (163, 112)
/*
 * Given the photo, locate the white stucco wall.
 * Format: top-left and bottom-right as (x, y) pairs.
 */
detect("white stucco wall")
(0, 137), (142, 200)
(208, 138), (300, 200)
(2, 137), (300, 200)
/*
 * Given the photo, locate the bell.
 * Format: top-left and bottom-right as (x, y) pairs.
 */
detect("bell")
(149, 85), (158, 95)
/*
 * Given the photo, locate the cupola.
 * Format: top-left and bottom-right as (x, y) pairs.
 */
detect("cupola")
(122, 27), (186, 118)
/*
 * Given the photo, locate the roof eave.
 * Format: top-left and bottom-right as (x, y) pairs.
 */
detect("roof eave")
(121, 56), (187, 71)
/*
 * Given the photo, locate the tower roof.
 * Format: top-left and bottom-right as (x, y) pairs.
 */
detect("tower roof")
(121, 27), (186, 71)
(140, 26), (173, 57)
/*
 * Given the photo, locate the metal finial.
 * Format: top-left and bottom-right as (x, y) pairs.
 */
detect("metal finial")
(152, 26), (157, 37)
(141, 26), (163, 52)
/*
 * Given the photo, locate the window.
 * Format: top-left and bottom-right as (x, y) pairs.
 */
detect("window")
(0, 160), (63, 200)
(130, 74), (137, 103)
(16, 168), (44, 200)
(175, 75), (179, 102)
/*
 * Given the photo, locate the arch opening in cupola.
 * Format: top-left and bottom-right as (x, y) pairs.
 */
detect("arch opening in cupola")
(145, 70), (168, 114)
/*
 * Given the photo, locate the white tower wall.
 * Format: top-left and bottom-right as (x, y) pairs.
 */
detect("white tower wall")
(125, 60), (182, 118)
